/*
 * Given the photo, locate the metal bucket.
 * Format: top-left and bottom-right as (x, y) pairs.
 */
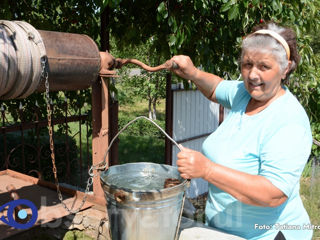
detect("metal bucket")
(98, 116), (188, 240)
(100, 162), (188, 240)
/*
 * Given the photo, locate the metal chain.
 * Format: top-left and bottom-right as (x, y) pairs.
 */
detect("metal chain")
(42, 57), (93, 214)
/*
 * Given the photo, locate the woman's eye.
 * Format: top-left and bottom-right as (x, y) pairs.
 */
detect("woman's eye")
(243, 63), (252, 68)
(261, 65), (270, 70)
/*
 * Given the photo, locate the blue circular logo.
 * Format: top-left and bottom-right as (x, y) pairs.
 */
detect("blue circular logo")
(0, 199), (38, 229)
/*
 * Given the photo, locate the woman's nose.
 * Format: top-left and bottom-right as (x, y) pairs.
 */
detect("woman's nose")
(248, 67), (259, 80)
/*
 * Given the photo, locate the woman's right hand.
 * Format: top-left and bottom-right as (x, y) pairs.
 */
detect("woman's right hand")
(169, 55), (223, 102)
(169, 55), (199, 81)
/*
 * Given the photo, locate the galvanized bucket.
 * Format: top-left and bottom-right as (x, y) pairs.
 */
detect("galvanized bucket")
(100, 116), (188, 240)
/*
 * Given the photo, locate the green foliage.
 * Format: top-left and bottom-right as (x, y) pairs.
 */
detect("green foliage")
(117, 99), (166, 165)
(110, 36), (167, 119)
(101, 0), (122, 10)
(118, 135), (165, 164)
(0, 0), (100, 39)
(107, 0), (320, 155)
(0, 0), (320, 156)
(118, 113), (165, 139)
(300, 176), (320, 238)
(302, 158), (313, 178)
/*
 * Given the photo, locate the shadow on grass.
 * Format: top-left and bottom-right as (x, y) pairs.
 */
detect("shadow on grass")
(118, 134), (165, 165)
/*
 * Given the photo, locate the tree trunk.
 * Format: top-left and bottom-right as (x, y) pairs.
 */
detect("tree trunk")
(152, 99), (157, 120)
(148, 98), (153, 119)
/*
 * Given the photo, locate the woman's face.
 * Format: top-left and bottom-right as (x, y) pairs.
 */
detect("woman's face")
(241, 50), (287, 103)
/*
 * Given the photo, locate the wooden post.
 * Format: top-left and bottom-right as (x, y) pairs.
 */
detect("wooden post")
(109, 98), (119, 166)
(91, 77), (108, 204)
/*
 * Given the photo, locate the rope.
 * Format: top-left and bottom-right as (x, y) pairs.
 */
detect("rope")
(0, 26), (7, 95)
(0, 20), (46, 99)
(15, 21), (46, 98)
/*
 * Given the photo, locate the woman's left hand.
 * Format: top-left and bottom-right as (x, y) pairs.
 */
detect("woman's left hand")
(177, 145), (212, 179)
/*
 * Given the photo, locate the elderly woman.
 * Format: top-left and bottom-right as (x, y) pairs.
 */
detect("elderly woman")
(171, 22), (312, 240)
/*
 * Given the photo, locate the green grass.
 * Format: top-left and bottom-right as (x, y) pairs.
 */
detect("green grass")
(118, 97), (166, 165)
(63, 230), (94, 240)
(67, 121), (92, 164)
(300, 163), (320, 240)
(118, 135), (165, 164)
(119, 97), (166, 121)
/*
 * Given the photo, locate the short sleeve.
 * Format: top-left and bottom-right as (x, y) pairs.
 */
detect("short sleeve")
(215, 80), (245, 109)
(259, 124), (312, 197)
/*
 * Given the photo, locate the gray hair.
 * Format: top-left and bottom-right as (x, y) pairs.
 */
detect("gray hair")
(241, 23), (290, 74)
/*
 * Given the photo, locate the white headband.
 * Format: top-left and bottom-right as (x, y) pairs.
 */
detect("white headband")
(251, 29), (290, 60)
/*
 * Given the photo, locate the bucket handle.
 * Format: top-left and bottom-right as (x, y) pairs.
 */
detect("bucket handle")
(98, 116), (187, 240)
(90, 116), (182, 174)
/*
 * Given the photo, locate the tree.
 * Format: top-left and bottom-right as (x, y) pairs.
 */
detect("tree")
(1, 0), (319, 154)
(110, 36), (167, 120)
(126, 70), (166, 120)
(104, 0), (320, 155)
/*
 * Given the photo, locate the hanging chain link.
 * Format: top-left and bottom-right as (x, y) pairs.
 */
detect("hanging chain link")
(42, 57), (94, 214)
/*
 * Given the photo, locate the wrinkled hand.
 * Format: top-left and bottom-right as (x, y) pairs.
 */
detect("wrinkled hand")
(177, 145), (212, 179)
(170, 55), (199, 81)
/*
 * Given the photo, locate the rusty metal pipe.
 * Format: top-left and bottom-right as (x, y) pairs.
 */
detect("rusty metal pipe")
(36, 30), (101, 92)
(113, 58), (178, 72)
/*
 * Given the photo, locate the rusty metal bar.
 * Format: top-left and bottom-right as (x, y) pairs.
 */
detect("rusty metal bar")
(109, 99), (119, 166)
(18, 107), (26, 173)
(165, 73), (173, 165)
(33, 105), (42, 172)
(86, 119), (90, 172)
(64, 100), (70, 182)
(78, 105), (83, 185)
(0, 115), (88, 133)
(1, 106), (8, 169)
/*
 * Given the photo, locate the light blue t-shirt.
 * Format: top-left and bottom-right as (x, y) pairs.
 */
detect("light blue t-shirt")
(202, 80), (313, 240)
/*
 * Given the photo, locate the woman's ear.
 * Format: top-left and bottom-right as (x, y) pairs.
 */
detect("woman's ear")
(282, 60), (292, 79)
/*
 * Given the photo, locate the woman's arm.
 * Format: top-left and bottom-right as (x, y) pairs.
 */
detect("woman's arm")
(170, 55), (223, 102)
(177, 146), (288, 207)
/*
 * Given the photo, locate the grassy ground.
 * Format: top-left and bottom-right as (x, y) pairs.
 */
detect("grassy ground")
(119, 98), (166, 122)
(118, 98), (166, 165)
(300, 163), (320, 239)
